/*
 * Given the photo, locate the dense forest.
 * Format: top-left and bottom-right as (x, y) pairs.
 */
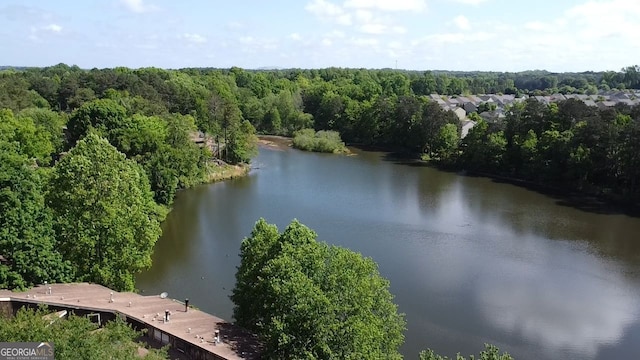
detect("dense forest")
(2, 63), (640, 291)
(2, 63), (640, 359)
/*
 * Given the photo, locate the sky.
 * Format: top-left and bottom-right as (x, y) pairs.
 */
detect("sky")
(1, 0), (639, 72)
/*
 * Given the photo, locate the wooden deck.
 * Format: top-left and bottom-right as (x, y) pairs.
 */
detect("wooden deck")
(0, 283), (261, 360)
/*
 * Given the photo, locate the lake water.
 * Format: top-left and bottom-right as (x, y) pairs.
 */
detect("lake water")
(137, 145), (640, 359)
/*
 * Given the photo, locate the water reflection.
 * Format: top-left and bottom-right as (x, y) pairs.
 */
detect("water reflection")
(138, 147), (640, 360)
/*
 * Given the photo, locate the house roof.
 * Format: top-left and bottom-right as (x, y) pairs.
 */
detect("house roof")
(453, 107), (467, 120)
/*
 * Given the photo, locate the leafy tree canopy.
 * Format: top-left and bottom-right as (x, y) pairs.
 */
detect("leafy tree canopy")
(46, 133), (165, 291)
(0, 144), (72, 289)
(232, 218), (405, 360)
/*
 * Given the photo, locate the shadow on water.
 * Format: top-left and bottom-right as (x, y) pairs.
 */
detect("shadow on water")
(378, 151), (640, 218)
(490, 177), (640, 217)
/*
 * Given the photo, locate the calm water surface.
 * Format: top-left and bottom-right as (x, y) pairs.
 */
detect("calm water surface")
(137, 146), (640, 360)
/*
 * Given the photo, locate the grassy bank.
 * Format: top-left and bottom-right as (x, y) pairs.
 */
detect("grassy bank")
(206, 160), (250, 182)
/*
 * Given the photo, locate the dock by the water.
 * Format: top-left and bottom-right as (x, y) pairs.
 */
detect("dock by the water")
(0, 283), (261, 360)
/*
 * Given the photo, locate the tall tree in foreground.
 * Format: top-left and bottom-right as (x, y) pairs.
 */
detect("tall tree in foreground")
(232, 219), (405, 360)
(0, 142), (72, 289)
(46, 133), (164, 291)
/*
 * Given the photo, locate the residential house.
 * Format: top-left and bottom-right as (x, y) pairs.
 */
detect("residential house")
(463, 102), (478, 114)
(597, 101), (617, 109)
(452, 107), (467, 121)
(461, 120), (476, 138)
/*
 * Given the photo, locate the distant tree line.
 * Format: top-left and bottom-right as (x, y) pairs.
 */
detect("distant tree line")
(458, 98), (640, 204)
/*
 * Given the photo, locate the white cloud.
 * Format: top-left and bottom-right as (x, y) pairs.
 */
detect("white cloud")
(120, 0), (158, 13)
(289, 33), (302, 41)
(344, 0), (427, 12)
(28, 23), (64, 42)
(43, 23), (62, 33)
(475, 244), (639, 359)
(415, 31), (494, 45)
(359, 23), (406, 34)
(359, 23), (387, 34)
(354, 9), (374, 22)
(321, 38), (333, 46)
(305, 0), (352, 25)
(453, 15), (470, 30)
(181, 33), (206, 44)
(349, 37), (379, 47)
(448, 0), (488, 4)
(564, 0), (640, 45)
(523, 21), (547, 31)
(226, 21), (244, 30)
(238, 36), (279, 53)
(326, 30), (346, 38)
(239, 36), (254, 44)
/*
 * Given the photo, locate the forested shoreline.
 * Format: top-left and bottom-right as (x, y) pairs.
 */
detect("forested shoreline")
(2, 63), (640, 292)
(6, 63), (640, 359)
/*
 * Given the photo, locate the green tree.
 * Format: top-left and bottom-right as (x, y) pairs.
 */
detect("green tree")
(66, 99), (127, 146)
(434, 123), (460, 161)
(461, 119), (507, 172)
(0, 109), (54, 165)
(109, 114), (167, 158)
(292, 129), (348, 154)
(0, 145), (72, 289)
(46, 133), (164, 291)
(232, 219), (405, 360)
(263, 106), (282, 134)
(226, 120), (258, 164)
(138, 113), (208, 205)
(17, 107), (66, 153)
(0, 74), (49, 111)
(0, 307), (167, 360)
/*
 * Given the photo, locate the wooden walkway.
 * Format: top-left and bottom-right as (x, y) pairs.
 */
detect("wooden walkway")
(0, 283), (261, 360)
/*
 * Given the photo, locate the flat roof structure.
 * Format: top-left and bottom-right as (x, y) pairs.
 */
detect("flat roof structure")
(0, 283), (261, 360)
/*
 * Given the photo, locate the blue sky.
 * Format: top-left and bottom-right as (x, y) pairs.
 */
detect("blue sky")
(1, 0), (639, 72)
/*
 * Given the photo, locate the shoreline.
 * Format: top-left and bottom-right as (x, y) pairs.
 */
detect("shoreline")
(206, 161), (251, 183)
(257, 135), (293, 151)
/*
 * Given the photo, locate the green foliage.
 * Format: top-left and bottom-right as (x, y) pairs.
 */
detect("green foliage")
(4, 64), (640, 297)
(461, 119), (506, 172)
(232, 219), (406, 360)
(0, 146), (72, 289)
(46, 134), (164, 291)
(0, 307), (167, 360)
(0, 75), (49, 111)
(17, 107), (66, 153)
(263, 106), (282, 134)
(66, 99), (127, 146)
(109, 114), (167, 158)
(226, 120), (258, 164)
(292, 128), (348, 154)
(0, 109), (55, 164)
(434, 123), (460, 161)
(419, 344), (513, 360)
